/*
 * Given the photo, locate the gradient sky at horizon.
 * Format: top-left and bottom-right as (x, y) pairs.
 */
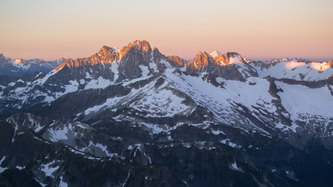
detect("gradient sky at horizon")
(0, 0), (332, 61)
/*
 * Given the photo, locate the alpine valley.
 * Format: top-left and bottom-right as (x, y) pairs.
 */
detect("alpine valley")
(1, 40), (333, 186)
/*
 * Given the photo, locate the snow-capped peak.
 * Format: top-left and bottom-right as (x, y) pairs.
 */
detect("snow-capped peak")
(111, 47), (120, 54)
(14, 59), (23, 64)
(228, 53), (243, 64)
(210, 51), (222, 58)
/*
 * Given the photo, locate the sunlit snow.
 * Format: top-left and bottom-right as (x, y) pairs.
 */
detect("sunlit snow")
(276, 81), (333, 120)
(253, 60), (333, 81)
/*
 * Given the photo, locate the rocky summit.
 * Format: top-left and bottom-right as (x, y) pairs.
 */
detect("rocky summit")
(1, 40), (333, 186)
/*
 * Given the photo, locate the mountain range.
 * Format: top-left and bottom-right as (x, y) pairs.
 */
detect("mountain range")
(0, 53), (66, 77)
(0, 40), (333, 186)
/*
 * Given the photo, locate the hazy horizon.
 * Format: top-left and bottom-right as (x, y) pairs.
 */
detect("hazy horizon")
(0, 0), (332, 62)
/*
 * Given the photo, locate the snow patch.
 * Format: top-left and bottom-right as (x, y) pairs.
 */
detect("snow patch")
(111, 47), (120, 54)
(40, 160), (59, 177)
(140, 123), (167, 134)
(159, 59), (173, 69)
(211, 129), (225, 135)
(84, 96), (125, 115)
(210, 51), (221, 58)
(139, 65), (150, 76)
(47, 125), (69, 142)
(79, 79), (85, 84)
(230, 161), (239, 171)
(110, 62), (119, 82)
(149, 62), (157, 73)
(84, 77), (109, 89)
(59, 176), (68, 187)
(12, 59), (30, 70)
(220, 139), (241, 148)
(229, 54), (242, 64)
(130, 85), (189, 117)
(8, 82), (15, 87)
(0, 156), (7, 173)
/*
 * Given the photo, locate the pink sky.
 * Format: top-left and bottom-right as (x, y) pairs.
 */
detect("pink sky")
(0, 0), (332, 61)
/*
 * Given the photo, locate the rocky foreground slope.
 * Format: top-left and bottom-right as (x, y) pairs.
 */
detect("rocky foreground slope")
(1, 40), (333, 186)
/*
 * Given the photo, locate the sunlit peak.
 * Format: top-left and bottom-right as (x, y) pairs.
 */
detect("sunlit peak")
(311, 62), (330, 71)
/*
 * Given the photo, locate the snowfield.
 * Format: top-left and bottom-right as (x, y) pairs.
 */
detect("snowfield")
(276, 81), (333, 120)
(253, 59), (333, 81)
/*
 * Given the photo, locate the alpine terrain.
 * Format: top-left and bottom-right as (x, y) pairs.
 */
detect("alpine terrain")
(0, 53), (66, 77)
(1, 40), (333, 186)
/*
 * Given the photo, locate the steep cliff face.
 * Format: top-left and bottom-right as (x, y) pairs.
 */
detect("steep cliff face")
(167, 55), (185, 67)
(186, 51), (218, 72)
(55, 45), (119, 71)
(186, 51), (258, 81)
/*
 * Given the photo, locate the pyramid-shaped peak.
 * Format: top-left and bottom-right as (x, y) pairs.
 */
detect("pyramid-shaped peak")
(186, 51), (217, 71)
(0, 53), (6, 59)
(193, 51), (215, 62)
(133, 40), (150, 46)
(129, 40), (152, 52)
(98, 45), (119, 57)
(54, 58), (74, 71)
(213, 52), (244, 65)
(100, 45), (112, 51)
(120, 40), (152, 58)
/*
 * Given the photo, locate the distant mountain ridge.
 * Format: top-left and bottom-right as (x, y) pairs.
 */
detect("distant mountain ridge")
(1, 43), (332, 77)
(0, 53), (66, 77)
